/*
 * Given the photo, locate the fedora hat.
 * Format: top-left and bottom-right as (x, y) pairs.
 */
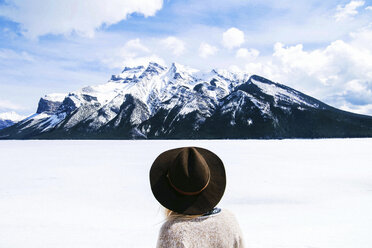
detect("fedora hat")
(150, 146), (226, 215)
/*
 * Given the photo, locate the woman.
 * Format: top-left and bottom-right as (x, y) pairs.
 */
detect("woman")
(150, 146), (245, 248)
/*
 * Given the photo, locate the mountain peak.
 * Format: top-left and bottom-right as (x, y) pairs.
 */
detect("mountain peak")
(167, 62), (199, 81)
(42, 93), (66, 102)
(140, 62), (167, 78)
(212, 68), (249, 82)
(121, 65), (145, 73)
(147, 61), (166, 69)
(170, 62), (198, 73)
(37, 94), (66, 114)
(2, 62), (372, 139)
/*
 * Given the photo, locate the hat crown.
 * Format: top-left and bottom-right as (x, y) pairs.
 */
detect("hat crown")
(168, 147), (210, 194)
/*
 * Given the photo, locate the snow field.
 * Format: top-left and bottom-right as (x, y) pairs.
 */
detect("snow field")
(0, 139), (371, 248)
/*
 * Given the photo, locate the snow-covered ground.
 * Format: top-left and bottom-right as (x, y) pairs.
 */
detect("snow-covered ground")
(0, 139), (371, 248)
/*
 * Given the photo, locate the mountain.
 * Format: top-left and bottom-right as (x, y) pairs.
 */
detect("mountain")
(0, 112), (27, 130)
(1, 62), (372, 139)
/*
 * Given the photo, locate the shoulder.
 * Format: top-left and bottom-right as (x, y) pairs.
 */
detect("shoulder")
(157, 209), (245, 248)
(221, 209), (243, 229)
(158, 216), (192, 237)
(210, 209), (245, 246)
(156, 219), (187, 248)
(218, 209), (243, 231)
(220, 209), (245, 247)
(159, 209), (241, 235)
(216, 209), (241, 226)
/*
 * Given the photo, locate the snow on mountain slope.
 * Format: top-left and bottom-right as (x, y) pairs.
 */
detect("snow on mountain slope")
(251, 78), (319, 108)
(0, 112), (27, 130)
(15, 62), (250, 134)
(2, 61), (370, 139)
(0, 112), (26, 122)
(42, 93), (65, 102)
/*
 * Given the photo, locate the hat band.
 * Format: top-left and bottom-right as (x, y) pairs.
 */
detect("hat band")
(167, 173), (211, 196)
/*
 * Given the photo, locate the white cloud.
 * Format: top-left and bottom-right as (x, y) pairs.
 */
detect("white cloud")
(116, 55), (165, 68)
(236, 48), (259, 60)
(198, 42), (218, 58)
(272, 38), (372, 86)
(101, 38), (163, 69)
(124, 39), (149, 53)
(334, 0), (365, 22)
(339, 103), (372, 115)
(0, 100), (25, 111)
(227, 65), (242, 73)
(272, 42), (330, 79)
(0, 49), (34, 62)
(161, 36), (185, 56)
(243, 62), (274, 78)
(365, 6), (372, 10)
(0, 0), (163, 38)
(239, 26), (372, 115)
(222, 28), (245, 49)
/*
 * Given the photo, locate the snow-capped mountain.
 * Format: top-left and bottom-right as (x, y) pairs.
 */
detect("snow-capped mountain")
(0, 111), (27, 130)
(1, 62), (372, 139)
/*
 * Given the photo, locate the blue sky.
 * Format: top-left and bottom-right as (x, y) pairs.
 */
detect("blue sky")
(1, 0), (372, 115)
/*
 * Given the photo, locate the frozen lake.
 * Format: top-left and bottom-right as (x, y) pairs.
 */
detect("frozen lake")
(0, 139), (372, 248)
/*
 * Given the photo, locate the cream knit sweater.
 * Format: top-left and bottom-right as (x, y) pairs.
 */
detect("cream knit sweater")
(156, 209), (245, 248)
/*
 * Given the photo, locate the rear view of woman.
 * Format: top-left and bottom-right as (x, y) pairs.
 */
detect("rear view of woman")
(150, 146), (245, 248)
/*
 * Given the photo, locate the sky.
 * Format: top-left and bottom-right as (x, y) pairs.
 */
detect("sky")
(0, 0), (372, 116)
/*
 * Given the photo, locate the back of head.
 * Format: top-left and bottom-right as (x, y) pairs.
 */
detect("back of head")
(149, 146), (226, 215)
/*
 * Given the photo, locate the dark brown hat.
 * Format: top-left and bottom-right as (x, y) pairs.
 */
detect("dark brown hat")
(150, 146), (226, 215)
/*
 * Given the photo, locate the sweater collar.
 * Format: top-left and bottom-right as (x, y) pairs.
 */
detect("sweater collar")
(201, 207), (221, 217)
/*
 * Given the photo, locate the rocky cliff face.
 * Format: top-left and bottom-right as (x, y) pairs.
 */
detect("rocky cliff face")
(36, 94), (65, 114)
(1, 62), (372, 139)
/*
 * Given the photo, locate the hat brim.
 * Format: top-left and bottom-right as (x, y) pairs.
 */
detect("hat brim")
(150, 147), (226, 215)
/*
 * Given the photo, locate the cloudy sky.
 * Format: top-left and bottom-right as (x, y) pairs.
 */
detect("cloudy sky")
(1, 0), (372, 116)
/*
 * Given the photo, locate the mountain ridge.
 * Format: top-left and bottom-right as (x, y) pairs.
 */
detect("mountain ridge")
(1, 62), (372, 139)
